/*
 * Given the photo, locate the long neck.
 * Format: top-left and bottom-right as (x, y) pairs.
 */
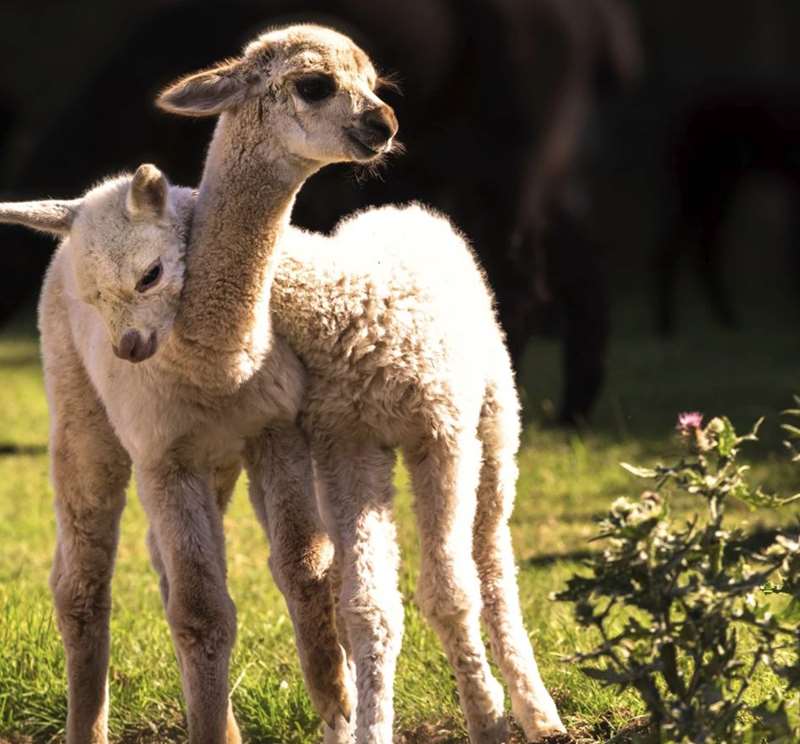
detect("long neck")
(173, 114), (312, 389)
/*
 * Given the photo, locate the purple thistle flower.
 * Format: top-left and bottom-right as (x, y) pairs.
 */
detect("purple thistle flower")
(676, 411), (703, 436)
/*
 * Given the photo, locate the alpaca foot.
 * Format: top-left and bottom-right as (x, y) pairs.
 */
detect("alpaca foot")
(322, 711), (355, 744)
(305, 644), (354, 730)
(516, 696), (566, 743)
(470, 714), (511, 744)
(464, 669), (509, 744)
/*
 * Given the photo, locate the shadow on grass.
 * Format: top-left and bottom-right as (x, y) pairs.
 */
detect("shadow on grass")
(522, 526), (799, 570)
(0, 442), (46, 456)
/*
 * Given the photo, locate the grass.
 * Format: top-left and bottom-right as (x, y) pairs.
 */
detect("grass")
(1, 286), (800, 744)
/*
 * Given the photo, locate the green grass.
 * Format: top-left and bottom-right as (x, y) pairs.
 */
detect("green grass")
(2, 290), (800, 744)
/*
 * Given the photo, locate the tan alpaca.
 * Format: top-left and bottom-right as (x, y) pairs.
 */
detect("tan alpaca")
(156, 24), (565, 744)
(0, 167), (353, 744)
(0, 25), (400, 744)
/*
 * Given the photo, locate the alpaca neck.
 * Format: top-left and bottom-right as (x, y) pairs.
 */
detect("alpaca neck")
(175, 114), (313, 388)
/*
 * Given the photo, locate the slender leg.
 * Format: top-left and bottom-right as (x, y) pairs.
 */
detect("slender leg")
(474, 381), (565, 742)
(45, 348), (131, 744)
(403, 430), (507, 744)
(136, 462), (237, 744)
(314, 440), (404, 744)
(145, 459), (242, 744)
(147, 459), (241, 606)
(244, 425), (354, 744)
(546, 212), (608, 424)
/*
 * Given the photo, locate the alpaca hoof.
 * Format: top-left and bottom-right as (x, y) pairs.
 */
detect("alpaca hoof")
(308, 645), (355, 729)
(321, 711), (355, 744)
(520, 711), (566, 743)
(470, 714), (511, 744)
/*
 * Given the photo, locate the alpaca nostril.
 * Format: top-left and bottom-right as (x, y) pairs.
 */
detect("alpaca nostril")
(115, 329), (143, 362)
(132, 331), (157, 362)
(144, 331), (158, 360)
(361, 107), (398, 143)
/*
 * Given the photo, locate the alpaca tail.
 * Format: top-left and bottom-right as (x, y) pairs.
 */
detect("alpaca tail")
(473, 362), (565, 741)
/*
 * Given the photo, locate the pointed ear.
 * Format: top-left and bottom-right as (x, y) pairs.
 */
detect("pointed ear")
(0, 199), (81, 237)
(157, 58), (255, 117)
(126, 164), (168, 219)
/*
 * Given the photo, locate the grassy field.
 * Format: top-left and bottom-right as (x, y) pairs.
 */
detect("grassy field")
(1, 288), (800, 744)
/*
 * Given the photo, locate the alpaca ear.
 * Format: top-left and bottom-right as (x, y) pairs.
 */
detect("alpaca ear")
(126, 164), (168, 219)
(0, 198), (81, 237)
(157, 58), (255, 117)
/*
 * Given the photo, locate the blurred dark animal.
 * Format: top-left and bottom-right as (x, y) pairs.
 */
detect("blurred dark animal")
(0, 0), (639, 423)
(656, 91), (800, 336)
(502, 0), (642, 423)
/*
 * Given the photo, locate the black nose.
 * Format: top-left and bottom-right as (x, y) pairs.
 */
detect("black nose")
(113, 329), (157, 363)
(361, 106), (398, 143)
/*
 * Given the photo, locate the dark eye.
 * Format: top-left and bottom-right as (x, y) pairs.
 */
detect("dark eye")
(136, 259), (162, 293)
(295, 74), (336, 103)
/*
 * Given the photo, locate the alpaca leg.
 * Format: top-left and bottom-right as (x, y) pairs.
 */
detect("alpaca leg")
(327, 542), (358, 743)
(145, 459), (243, 742)
(245, 426), (354, 743)
(137, 463), (238, 744)
(404, 432), (507, 744)
(314, 441), (403, 744)
(146, 528), (240, 743)
(146, 459), (240, 605)
(474, 383), (564, 741)
(47, 362), (131, 744)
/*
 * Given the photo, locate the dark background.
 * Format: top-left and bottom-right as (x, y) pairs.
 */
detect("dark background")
(1, 0), (799, 425)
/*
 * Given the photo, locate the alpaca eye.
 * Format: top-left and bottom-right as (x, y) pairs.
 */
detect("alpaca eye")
(136, 259), (162, 293)
(295, 74), (336, 103)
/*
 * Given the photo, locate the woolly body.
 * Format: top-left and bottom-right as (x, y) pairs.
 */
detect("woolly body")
(272, 205), (564, 743)
(276, 205), (499, 445)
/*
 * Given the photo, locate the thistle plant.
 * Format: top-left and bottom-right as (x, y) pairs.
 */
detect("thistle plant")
(556, 411), (800, 743)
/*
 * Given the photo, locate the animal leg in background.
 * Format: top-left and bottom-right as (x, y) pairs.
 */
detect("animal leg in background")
(244, 424), (355, 744)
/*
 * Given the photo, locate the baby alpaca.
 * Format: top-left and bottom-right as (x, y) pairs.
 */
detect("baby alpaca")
(0, 165), (349, 744)
(0, 166), (351, 744)
(273, 208), (567, 744)
(1, 23), (409, 744)
(153, 23), (565, 744)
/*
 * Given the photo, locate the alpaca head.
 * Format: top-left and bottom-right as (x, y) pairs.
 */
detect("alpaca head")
(0, 164), (190, 363)
(157, 24), (399, 167)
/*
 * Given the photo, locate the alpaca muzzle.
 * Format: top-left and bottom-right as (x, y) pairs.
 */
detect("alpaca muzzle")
(113, 329), (157, 363)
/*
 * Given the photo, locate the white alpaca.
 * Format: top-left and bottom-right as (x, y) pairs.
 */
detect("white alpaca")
(157, 24), (565, 743)
(0, 24), (402, 744)
(274, 209), (566, 744)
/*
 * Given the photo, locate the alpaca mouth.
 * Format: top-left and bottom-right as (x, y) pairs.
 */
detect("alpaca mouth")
(345, 129), (387, 160)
